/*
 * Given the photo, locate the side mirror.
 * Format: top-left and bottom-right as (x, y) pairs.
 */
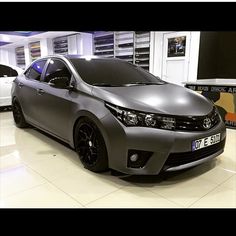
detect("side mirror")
(48, 76), (69, 89)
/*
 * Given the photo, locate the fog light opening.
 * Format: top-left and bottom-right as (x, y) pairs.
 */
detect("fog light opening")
(130, 153), (139, 162)
(127, 150), (153, 168)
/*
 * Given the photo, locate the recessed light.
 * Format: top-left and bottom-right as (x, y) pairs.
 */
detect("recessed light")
(2, 35), (10, 41)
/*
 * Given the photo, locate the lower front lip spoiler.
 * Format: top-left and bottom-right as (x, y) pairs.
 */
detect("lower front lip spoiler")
(165, 149), (224, 172)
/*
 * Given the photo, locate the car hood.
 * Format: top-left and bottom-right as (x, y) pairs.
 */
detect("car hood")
(92, 83), (213, 116)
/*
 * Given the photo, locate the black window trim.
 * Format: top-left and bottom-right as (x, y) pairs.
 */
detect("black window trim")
(24, 59), (49, 82)
(40, 57), (74, 86)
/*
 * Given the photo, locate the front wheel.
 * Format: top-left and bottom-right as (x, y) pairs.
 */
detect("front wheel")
(12, 99), (28, 128)
(74, 117), (108, 173)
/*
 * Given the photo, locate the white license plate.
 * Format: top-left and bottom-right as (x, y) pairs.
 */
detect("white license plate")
(192, 133), (221, 151)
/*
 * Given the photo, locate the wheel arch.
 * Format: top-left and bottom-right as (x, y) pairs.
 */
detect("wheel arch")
(71, 110), (109, 151)
(12, 96), (17, 103)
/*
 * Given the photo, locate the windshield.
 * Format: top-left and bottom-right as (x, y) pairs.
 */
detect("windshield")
(69, 58), (165, 86)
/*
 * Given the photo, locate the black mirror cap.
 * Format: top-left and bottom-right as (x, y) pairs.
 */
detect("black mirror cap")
(48, 76), (69, 89)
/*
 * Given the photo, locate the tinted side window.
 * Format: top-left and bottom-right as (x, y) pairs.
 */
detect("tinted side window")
(44, 59), (71, 84)
(27, 60), (47, 81)
(24, 68), (31, 77)
(10, 68), (18, 77)
(0, 65), (11, 77)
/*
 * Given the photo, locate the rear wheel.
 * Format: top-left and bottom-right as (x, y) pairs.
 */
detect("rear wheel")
(12, 99), (28, 128)
(74, 117), (108, 172)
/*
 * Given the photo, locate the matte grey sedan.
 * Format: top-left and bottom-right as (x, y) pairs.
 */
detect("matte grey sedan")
(11, 55), (226, 175)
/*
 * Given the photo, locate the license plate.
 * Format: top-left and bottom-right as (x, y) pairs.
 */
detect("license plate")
(192, 133), (221, 151)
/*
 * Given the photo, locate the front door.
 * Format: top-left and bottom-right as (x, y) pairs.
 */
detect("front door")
(36, 58), (75, 141)
(162, 32), (190, 86)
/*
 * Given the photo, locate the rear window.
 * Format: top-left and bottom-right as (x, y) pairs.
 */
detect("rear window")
(0, 64), (18, 77)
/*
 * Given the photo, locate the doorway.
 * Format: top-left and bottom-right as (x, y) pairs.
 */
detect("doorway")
(162, 32), (191, 86)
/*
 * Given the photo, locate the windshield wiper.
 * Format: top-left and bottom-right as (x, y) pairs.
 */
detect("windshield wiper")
(92, 83), (120, 87)
(92, 81), (165, 87)
(123, 82), (165, 86)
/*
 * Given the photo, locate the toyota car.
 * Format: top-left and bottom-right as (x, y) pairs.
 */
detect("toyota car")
(11, 55), (226, 175)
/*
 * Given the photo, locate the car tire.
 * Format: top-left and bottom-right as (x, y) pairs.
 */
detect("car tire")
(74, 117), (109, 172)
(12, 98), (28, 128)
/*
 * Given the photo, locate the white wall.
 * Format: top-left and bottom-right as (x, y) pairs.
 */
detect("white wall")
(68, 34), (78, 54)
(24, 45), (30, 68)
(150, 31), (166, 77)
(68, 33), (93, 55)
(0, 48), (10, 65)
(0, 32), (93, 67)
(8, 48), (16, 66)
(150, 31), (200, 82)
(75, 33), (93, 55)
(81, 33), (93, 55)
(76, 34), (83, 55)
(40, 38), (53, 57)
(187, 31), (200, 82)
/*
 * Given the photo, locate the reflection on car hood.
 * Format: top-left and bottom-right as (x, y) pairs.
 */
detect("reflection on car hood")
(92, 83), (213, 116)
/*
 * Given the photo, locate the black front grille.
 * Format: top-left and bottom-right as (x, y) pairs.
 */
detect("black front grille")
(175, 107), (220, 131)
(164, 138), (225, 168)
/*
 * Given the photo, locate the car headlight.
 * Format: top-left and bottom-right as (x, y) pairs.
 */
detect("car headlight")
(105, 102), (175, 130)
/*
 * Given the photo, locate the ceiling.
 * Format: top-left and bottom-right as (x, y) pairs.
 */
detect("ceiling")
(0, 31), (90, 48)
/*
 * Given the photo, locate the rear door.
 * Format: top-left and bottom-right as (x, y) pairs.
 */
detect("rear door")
(17, 59), (48, 125)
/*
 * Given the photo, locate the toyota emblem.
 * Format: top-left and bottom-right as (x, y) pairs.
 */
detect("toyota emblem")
(203, 117), (212, 129)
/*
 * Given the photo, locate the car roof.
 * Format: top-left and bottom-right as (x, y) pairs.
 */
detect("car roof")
(37, 54), (122, 62)
(65, 55), (121, 61)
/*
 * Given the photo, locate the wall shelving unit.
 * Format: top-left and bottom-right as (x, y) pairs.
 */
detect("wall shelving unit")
(53, 36), (68, 55)
(114, 31), (134, 63)
(15, 46), (26, 69)
(29, 41), (41, 62)
(93, 31), (150, 71)
(134, 31), (150, 71)
(5, 32), (93, 69)
(93, 31), (114, 58)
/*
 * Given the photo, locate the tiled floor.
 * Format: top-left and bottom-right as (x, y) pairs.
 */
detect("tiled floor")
(0, 111), (235, 208)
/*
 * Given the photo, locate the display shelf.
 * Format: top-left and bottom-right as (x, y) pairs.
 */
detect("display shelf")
(94, 32), (114, 57)
(134, 31), (150, 71)
(29, 41), (41, 62)
(53, 36), (68, 55)
(15, 46), (25, 69)
(92, 31), (150, 70)
(114, 31), (134, 63)
(135, 31), (150, 35)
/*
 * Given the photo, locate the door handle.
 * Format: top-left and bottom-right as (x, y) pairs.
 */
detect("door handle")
(36, 89), (45, 95)
(18, 82), (24, 88)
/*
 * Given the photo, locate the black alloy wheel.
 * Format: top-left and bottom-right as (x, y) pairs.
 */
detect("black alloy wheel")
(75, 117), (108, 172)
(12, 99), (27, 128)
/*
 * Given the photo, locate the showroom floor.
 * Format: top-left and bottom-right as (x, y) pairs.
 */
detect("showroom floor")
(0, 110), (235, 208)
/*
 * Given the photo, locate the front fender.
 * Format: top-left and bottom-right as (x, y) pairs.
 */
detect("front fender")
(68, 97), (110, 148)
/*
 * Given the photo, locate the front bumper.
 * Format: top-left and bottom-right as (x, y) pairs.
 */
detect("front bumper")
(100, 113), (226, 175)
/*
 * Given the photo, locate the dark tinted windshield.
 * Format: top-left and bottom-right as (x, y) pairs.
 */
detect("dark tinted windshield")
(69, 58), (164, 86)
